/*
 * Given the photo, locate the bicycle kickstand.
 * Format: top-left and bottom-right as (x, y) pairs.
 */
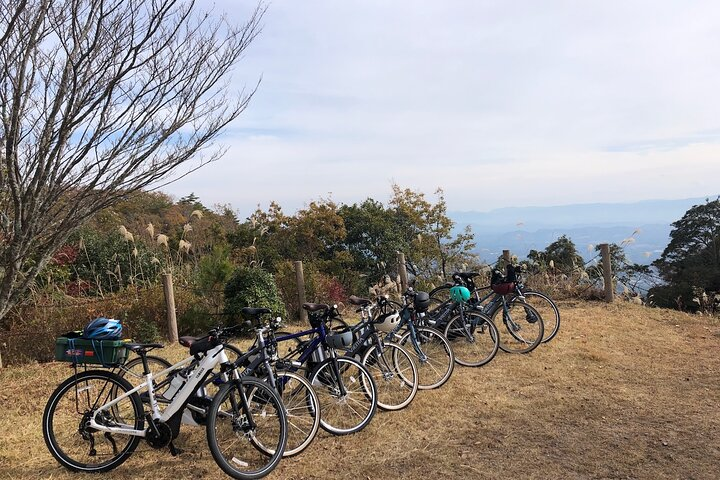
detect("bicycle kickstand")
(169, 441), (183, 457)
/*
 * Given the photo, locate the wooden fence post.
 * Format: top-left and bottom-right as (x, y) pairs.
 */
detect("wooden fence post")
(295, 261), (308, 323)
(503, 250), (511, 266)
(162, 273), (179, 343)
(600, 243), (614, 303)
(397, 252), (408, 292)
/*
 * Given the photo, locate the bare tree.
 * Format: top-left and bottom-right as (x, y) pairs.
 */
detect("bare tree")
(0, 0), (265, 324)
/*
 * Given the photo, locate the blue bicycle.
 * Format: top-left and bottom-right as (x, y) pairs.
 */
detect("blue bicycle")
(272, 303), (377, 436)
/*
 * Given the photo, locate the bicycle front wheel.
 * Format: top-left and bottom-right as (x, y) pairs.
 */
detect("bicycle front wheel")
(361, 342), (418, 411)
(309, 357), (377, 435)
(43, 370), (144, 473)
(491, 302), (545, 354)
(443, 311), (499, 367)
(206, 377), (287, 480)
(397, 326), (455, 390)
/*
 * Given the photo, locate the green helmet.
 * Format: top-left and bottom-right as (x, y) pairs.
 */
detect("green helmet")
(450, 285), (471, 303)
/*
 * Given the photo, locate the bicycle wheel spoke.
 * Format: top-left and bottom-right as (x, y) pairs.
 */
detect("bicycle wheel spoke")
(207, 379), (286, 478)
(312, 357), (376, 435)
(43, 371), (143, 473)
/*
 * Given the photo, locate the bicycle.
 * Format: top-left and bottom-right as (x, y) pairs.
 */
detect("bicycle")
(227, 308), (321, 457)
(343, 295), (419, 411)
(430, 271), (545, 354)
(273, 302), (378, 435)
(43, 325), (287, 479)
(118, 311), (320, 458)
(382, 289), (455, 390)
(424, 285), (499, 367)
(431, 266), (560, 344)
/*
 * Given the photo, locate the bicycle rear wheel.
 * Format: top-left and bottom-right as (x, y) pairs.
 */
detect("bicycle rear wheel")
(491, 302), (544, 354)
(206, 377), (287, 480)
(268, 371), (320, 457)
(309, 357), (377, 435)
(118, 355), (172, 398)
(428, 285), (452, 312)
(361, 342), (418, 411)
(397, 326), (454, 390)
(511, 290), (560, 343)
(443, 311), (499, 367)
(43, 370), (144, 473)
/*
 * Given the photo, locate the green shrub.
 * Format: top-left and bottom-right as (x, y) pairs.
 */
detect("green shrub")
(178, 304), (218, 335)
(133, 318), (160, 342)
(224, 267), (287, 321)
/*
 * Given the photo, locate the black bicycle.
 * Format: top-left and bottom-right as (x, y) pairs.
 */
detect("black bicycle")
(381, 289), (455, 390)
(430, 270), (546, 354)
(425, 285), (499, 367)
(431, 266), (560, 344)
(342, 295), (419, 411)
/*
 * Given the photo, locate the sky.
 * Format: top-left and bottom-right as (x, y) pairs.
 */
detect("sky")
(163, 0), (720, 219)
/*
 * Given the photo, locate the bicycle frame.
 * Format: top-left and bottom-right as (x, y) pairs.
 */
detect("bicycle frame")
(87, 344), (231, 437)
(385, 307), (428, 361)
(274, 323), (329, 366)
(273, 314), (351, 397)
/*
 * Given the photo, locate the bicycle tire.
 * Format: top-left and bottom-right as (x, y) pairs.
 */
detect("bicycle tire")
(309, 356), (377, 435)
(260, 371), (320, 457)
(118, 354), (172, 394)
(222, 343), (245, 363)
(443, 311), (499, 367)
(511, 290), (560, 343)
(428, 284), (451, 301)
(206, 377), (287, 480)
(490, 301), (545, 354)
(377, 299), (403, 315)
(361, 342), (418, 411)
(43, 370), (144, 473)
(428, 285), (452, 312)
(397, 326), (455, 390)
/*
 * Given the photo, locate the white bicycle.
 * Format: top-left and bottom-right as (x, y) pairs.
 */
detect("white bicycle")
(42, 325), (287, 480)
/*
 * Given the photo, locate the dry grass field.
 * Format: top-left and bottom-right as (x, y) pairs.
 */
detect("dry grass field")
(1, 301), (719, 480)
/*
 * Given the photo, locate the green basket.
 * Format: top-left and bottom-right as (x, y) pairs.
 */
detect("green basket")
(55, 337), (128, 366)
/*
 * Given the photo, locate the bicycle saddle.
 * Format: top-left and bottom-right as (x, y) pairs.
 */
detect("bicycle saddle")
(348, 296), (371, 306)
(179, 336), (199, 348)
(241, 307), (271, 317)
(302, 303), (329, 312)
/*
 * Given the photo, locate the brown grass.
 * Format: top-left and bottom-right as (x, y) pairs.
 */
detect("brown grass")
(1, 301), (719, 479)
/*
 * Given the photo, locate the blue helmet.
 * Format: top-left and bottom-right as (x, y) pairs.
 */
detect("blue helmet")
(83, 317), (122, 340)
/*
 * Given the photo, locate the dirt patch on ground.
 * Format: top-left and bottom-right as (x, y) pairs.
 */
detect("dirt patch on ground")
(1, 301), (718, 479)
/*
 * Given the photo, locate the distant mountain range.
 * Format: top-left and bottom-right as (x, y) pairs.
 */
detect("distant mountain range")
(450, 196), (719, 265)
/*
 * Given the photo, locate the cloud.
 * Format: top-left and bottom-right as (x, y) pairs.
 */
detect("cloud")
(163, 0), (720, 216)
